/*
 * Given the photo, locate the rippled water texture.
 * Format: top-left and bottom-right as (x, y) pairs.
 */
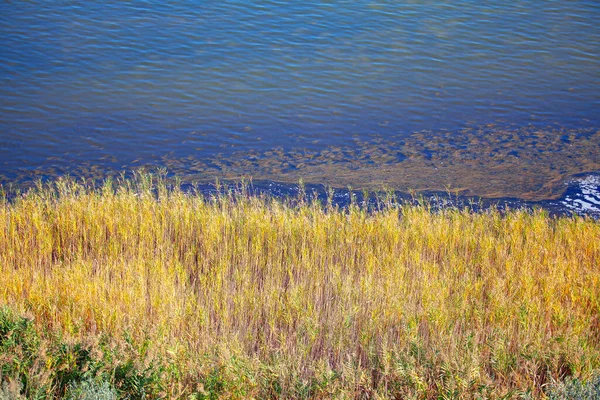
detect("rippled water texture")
(1, 1), (599, 200)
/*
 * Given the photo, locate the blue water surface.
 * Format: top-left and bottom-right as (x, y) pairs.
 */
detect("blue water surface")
(1, 1), (599, 186)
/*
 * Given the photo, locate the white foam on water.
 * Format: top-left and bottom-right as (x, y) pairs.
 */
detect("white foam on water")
(561, 175), (600, 216)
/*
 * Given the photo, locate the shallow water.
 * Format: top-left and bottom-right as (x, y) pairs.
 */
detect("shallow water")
(1, 1), (599, 211)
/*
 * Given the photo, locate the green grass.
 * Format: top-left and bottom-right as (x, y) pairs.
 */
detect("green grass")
(0, 174), (599, 398)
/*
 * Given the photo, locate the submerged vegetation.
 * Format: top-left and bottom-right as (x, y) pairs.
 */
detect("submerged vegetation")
(0, 174), (599, 399)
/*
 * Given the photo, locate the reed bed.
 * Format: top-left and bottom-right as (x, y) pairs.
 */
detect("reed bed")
(0, 174), (599, 399)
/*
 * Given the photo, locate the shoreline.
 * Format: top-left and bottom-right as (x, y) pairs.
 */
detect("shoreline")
(2, 170), (600, 219)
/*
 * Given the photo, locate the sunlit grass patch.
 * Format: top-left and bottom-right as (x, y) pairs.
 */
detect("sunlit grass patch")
(1, 174), (599, 398)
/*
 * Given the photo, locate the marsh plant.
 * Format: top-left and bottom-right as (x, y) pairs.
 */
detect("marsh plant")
(0, 174), (599, 398)
(546, 374), (600, 400)
(0, 380), (23, 400)
(65, 380), (118, 400)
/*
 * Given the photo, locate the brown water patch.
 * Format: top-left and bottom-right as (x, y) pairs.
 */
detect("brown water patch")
(3, 125), (599, 201)
(157, 125), (600, 201)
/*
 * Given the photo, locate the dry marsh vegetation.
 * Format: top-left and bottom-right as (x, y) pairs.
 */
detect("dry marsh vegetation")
(0, 174), (599, 399)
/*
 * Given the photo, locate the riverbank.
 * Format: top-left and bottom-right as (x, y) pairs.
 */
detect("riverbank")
(1, 175), (599, 398)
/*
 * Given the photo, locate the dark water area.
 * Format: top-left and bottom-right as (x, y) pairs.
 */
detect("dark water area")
(184, 177), (600, 219)
(1, 1), (599, 215)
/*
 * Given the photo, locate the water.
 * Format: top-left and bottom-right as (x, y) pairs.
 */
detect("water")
(1, 1), (599, 212)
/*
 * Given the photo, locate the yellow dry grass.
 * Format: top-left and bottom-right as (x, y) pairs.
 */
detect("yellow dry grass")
(0, 174), (599, 398)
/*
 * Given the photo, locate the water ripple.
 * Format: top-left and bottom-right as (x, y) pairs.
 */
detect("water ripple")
(0, 0), (599, 198)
